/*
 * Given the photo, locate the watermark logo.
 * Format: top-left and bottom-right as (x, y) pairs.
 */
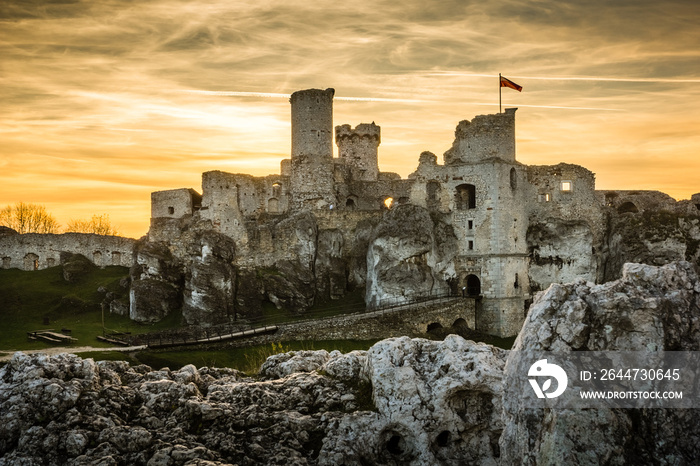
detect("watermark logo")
(528, 359), (568, 399)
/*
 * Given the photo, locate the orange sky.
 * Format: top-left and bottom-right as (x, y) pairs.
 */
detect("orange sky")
(2, 0), (699, 238)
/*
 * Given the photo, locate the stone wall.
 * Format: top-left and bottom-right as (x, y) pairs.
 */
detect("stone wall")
(226, 298), (476, 348)
(443, 108), (517, 164)
(151, 188), (201, 220)
(0, 233), (136, 271)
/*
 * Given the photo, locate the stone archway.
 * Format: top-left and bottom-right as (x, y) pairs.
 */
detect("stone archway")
(466, 274), (481, 296)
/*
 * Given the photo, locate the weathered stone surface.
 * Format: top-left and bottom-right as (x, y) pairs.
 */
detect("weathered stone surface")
(129, 240), (183, 323)
(182, 231), (237, 326)
(501, 261), (700, 465)
(601, 210), (700, 282)
(0, 336), (506, 466)
(320, 336), (505, 466)
(527, 218), (595, 292)
(366, 204), (456, 307)
(314, 229), (346, 301)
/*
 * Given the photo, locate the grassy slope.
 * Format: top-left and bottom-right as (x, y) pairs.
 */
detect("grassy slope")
(0, 267), (513, 372)
(0, 266), (180, 352)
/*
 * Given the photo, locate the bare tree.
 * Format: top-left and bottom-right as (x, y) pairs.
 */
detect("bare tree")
(0, 202), (60, 234)
(65, 213), (119, 236)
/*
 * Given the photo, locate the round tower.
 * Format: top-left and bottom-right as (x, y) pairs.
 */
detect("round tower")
(289, 88), (336, 209)
(290, 88), (335, 161)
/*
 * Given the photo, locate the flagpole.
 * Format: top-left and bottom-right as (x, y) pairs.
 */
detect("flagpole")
(498, 73), (502, 113)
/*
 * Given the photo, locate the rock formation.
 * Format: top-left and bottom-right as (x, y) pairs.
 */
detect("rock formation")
(1, 261), (699, 465)
(366, 204), (457, 307)
(502, 260), (700, 465)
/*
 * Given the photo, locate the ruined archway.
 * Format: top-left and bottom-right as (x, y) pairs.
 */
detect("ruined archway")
(23, 253), (39, 271)
(617, 201), (639, 214)
(268, 198), (279, 213)
(345, 197), (356, 211)
(453, 318), (468, 328)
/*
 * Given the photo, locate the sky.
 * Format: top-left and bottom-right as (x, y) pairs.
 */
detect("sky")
(1, 0), (699, 238)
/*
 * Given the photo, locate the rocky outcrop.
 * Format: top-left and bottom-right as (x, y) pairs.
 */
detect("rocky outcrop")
(366, 205), (457, 307)
(600, 210), (700, 282)
(0, 336), (504, 466)
(501, 261), (700, 465)
(129, 240), (183, 323)
(527, 218), (596, 292)
(6, 262), (697, 464)
(182, 231), (237, 326)
(60, 252), (97, 283)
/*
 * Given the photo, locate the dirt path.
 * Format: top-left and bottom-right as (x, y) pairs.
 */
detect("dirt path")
(0, 345), (148, 362)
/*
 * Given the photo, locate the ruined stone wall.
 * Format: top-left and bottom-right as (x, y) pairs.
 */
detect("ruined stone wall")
(151, 188), (201, 220)
(443, 108), (517, 165)
(526, 163), (603, 288)
(598, 189), (678, 214)
(0, 233), (135, 270)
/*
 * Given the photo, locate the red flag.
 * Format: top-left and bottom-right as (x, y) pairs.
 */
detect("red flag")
(500, 76), (523, 92)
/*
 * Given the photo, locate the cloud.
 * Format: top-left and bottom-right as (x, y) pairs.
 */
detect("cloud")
(1, 0), (699, 236)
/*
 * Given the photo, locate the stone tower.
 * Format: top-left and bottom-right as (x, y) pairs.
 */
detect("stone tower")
(335, 123), (380, 181)
(289, 88), (336, 209)
(444, 108), (529, 336)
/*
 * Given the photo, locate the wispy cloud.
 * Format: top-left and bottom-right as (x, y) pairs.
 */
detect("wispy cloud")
(1, 0), (699, 236)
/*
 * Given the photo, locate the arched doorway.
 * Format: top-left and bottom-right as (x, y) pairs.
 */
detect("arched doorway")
(466, 274), (481, 296)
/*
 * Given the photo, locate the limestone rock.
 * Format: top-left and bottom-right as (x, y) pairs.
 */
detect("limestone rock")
(527, 218), (596, 292)
(366, 204), (456, 307)
(501, 261), (700, 465)
(129, 240), (184, 323)
(182, 231), (237, 326)
(314, 229), (346, 301)
(601, 210), (700, 282)
(260, 349), (333, 380)
(319, 336), (505, 465)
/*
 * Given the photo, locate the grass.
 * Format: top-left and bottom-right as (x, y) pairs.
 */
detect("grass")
(0, 266), (183, 352)
(132, 339), (379, 374)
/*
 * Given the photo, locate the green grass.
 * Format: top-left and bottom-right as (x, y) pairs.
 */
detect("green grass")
(0, 266), (183, 352)
(132, 339), (379, 374)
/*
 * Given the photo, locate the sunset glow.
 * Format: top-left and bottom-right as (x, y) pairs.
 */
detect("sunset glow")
(2, 0), (699, 238)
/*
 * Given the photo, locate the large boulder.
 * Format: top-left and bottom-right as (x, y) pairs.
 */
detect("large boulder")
(182, 230), (237, 326)
(60, 252), (96, 283)
(320, 336), (506, 465)
(366, 204), (457, 307)
(129, 240), (183, 323)
(501, 261), (700, 465)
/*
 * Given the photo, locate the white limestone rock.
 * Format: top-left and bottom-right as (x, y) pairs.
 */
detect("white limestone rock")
(319, 335), (506, 465)
(501, 261), (700, 465)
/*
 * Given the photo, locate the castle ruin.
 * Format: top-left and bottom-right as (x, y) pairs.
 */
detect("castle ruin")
(3, 88), (699, 338)
(138, 88), (699, 337)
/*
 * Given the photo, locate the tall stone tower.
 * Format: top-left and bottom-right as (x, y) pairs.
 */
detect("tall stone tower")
(289, 88), (336, 209)
(445, 108), (529, 337)
(335, 123), (380, 181)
